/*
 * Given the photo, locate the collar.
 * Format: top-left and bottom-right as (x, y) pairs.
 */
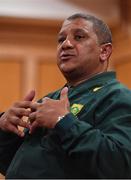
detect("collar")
(65, 71), (116, 91)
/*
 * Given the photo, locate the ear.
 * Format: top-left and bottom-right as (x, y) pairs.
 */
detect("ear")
(99, 43), (112, 62)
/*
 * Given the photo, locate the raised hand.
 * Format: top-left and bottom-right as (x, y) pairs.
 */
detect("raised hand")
(29, 87), (70, 134)
(0, 90), (35, 137)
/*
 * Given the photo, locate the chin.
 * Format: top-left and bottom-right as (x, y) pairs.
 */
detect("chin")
(61, 68), (77, 79)
(60, 66), (74, 74)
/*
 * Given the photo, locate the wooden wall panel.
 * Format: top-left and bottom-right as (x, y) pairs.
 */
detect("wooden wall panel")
(0, 59), (22, 111)
(38, 61), (66, 99)
(112, 38), (131, 89)
(115, 60), (131, 89)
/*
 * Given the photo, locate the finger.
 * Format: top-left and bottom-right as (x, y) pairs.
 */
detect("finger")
(42, 97), (50, 103)
(18, 119), (30, 129)
(30, 102), (40, 111)
(11, 117), (29, 129)
(14, 108), (31, 117)
(29, 97), (49, 110)
(8, 124), (25, 137)
(28, 112), (36, 123)
(29, 121), (39, 134)
(23, 90), (36, 101)
(13, 101), (30, 108)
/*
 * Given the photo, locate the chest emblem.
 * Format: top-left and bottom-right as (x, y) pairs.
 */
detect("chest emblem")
(93, 86), (103, 92)
(70, 104), (84, 115)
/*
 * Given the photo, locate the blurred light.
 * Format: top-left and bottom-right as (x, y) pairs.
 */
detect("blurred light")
(0, 0), (87, 19)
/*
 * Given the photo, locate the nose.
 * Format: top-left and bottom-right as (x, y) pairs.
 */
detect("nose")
(62, 39), (74, 50)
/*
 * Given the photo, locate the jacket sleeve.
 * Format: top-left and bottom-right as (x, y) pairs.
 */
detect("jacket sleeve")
(55, 89), (131, 178)
(0, 130), (23, 175)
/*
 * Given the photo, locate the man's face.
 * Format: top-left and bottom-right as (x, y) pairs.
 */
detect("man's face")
(57, 18), (102, 79)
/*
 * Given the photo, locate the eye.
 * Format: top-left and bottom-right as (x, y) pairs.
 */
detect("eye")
(75, 35), (85, 41)
(58, 36), (66, 44)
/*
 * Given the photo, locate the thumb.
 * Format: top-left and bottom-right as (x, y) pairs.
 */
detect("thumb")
(60, 87), (69, 101)
(60, 87), (70, 109)
(23, 90), (36, 101)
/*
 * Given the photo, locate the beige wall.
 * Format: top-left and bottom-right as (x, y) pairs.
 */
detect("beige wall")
(0, 17), (66, 112)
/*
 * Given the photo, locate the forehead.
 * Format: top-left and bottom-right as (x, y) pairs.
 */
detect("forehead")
(59, 18), (94, 35)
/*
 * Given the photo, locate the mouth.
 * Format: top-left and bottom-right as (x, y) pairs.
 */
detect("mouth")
(60, 53), (75, 60)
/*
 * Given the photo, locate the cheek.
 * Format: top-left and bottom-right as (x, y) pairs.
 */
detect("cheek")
(77, 45), (100, 69)
(81, 44), (100, 59)
(56, 47), (60, 57)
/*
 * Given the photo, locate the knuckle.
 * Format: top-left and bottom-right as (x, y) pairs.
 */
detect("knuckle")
(8, 108), (15, 114)
(5, 123), (11, 130)
(23, 101), (30, 107)
(25, 109), (31, 115)
(4, 119), (9, 126)
(13, 101), (20, 107)
(18, 109), (30, 116)
(19, 120), (26, 127)
(19, 109), (25, 116)
(14, 117), (20, 124)
(35, 120), (39, 125)
(35, 114), (41, 121)
(29, 112), (35, 119)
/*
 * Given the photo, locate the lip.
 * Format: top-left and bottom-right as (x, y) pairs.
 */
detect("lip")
(60, 52), (75, 60)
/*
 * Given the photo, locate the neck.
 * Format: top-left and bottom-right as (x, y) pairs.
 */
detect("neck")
(66, 70), (107, 87)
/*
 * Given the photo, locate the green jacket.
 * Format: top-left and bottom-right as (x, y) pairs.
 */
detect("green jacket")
(1, 72), (131, 178)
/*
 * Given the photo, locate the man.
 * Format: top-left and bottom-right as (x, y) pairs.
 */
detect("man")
(0, 13), (131, 178)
